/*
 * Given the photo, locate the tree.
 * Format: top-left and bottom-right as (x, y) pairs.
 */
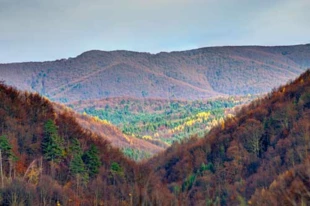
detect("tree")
(41, 120), (64, 163)
(0, 135), (16, 180)
(41, 120), (64, 178)
(69, 138), (88, 194)
(235, 119), (263, 157)
(70, 153), (88, 192)
(0, 135), (13, 158)
(69, 139), (85, 176)
(70, 138), (82, 156)
(110, 162), (122, 174)
(70, 154), (86, 175)
(82, 145), (101, 178)
(244, 119), (264, 157)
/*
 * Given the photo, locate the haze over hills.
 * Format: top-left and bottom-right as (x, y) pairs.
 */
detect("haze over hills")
(1, 44), (310, 102)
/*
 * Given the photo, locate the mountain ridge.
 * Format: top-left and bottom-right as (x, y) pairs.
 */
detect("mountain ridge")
(1, 43), (310, 64)
(1, 44), (310, 103)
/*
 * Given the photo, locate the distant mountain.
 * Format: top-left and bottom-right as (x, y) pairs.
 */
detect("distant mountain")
(149, 69), (310, 205)
(1, 44), (310, 102)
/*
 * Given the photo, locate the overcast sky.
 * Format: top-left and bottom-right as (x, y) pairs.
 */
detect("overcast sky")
(0, 0), (309, 63)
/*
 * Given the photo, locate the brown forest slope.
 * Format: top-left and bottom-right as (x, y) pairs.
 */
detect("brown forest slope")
(1, 44), (310, 102)
(0, 82), (171, 205)
(149, 69), (310, 205)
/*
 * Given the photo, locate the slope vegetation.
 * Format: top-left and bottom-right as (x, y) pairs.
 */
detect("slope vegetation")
(68, 96), (254, 146)
(1, 69), (310, 205)
(149, 69), (310, 205)
(0, 82), (171, 205)
(1, 44), (310, 102)
(53, 103), (164, 160)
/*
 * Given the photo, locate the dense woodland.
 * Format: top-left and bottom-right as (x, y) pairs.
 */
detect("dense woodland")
(81, 98), (237, 142)
(75, 96), (253, 149)
(149, 69), (310, 205)
(0, 82), (171, 205)
(0, 69), (309, 205)
(54, 103), (164, 161)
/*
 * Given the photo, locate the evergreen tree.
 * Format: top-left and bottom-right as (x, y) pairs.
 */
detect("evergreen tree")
(82, 145), (101, 177)
(69, 138), (88, 193)
(0, 135), (17, 180)
(69, 138), (85, 175)
(70, 138), (83, 156)
(110, 162), (124, 185)
(70, 154), (85, 175)
(110, 162), (122, 174)
(0, 135), (12, 158)
(41, 120), (64, 163)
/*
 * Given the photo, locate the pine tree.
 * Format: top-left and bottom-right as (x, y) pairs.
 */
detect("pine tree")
(70, 154), (85, 175)
(0, 135), (11, 187)
(82, 145), (101, 178)
(0, 135), (16, 181)
(42, 120), (64, 163)
(110, 162), (122, 174)
(69, 138), (88, 194)
(70, 138), (83, 156)
(0, 135), (12, 157)
(69, 138), (85, 175)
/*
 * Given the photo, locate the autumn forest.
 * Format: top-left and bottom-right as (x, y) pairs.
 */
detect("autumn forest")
(0, 61), (309, 206)
(1, 0), (310, 204)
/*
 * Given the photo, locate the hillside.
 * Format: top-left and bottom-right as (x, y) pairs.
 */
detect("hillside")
(68, 96), (255, 146)
(53, 103), (164, 160)
(1, 69), (310, 205)
(0, 82), (171, 205)
(148, 69), (310, 205)
(1, 44), (310, 102)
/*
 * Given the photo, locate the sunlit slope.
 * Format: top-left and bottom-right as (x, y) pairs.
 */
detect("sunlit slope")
(1, 44), (310, 102)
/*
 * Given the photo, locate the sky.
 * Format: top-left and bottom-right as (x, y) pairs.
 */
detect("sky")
(0, 0), (309, 63)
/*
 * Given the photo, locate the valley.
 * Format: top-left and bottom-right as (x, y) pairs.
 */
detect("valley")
(0, 67), (309, 205)
(1, 0), (309, 204)
(1, 44), (309, 162)
(69, 95), (255, 146)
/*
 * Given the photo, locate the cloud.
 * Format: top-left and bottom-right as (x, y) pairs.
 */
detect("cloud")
(243, 0), (310, 45)
(0, 0), (309, 62)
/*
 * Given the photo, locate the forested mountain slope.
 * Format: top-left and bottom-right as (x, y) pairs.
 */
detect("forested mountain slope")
(68, 96), (254, 146)
(0, 82), (171, 205)
(1, 44), (310, 102)
(53, 103), (164, 160)
(149, 69), (310, 205)
(1, 69), (310, 205)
